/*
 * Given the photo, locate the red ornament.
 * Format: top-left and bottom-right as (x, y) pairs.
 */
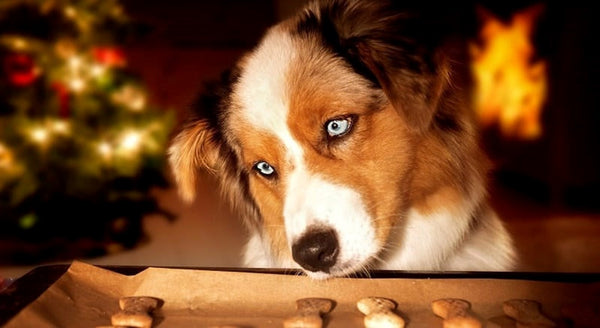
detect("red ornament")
(51, 82), (70, 117)
(92, 47), (126, 67)
(3, 53), (39, 86)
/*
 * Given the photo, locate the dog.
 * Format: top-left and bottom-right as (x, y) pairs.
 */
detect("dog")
(168, 0), (517, 279)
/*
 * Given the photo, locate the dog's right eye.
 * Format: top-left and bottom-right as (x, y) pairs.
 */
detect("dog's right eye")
(254, 161), (276, 178)
(325, 117), (352, 138)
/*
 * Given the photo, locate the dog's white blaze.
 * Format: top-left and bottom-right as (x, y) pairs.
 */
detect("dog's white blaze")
(236, 29), (304, 162)
(236, 28), (378, 277)
(284, 166), (379, 278)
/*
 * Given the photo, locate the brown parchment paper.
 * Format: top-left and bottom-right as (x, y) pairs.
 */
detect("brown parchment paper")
(4, 261), (600, 327)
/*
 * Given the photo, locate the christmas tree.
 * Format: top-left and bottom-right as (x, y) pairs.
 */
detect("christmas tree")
(0, 0), (174, 264)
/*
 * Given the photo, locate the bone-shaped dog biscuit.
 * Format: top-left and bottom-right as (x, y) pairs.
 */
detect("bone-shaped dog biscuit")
(431, 298), (482, 328)
(111, 311), (153, 328)
(111, 296), (162, 328)
(357, 297), (405, 328)
(119, 296), (161, 312)
(503, 299), (556, 327)
(283, 297), (333, 328)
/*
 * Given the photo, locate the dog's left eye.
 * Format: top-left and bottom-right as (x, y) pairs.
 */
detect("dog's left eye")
(325, 116), (353, 138)
(254, 161), (276, 177)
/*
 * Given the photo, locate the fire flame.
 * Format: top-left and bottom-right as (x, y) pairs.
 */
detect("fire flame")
(470, 5), (547, 139)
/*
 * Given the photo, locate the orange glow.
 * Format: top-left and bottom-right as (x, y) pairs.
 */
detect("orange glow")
(471, 5), (547, 139)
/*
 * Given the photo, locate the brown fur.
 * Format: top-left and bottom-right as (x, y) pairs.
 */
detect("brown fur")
(168, 0), (515, 274)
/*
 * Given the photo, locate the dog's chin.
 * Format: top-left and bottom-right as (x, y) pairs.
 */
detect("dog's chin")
(301, 260), (372, 280)
(303, 271), (332, 280)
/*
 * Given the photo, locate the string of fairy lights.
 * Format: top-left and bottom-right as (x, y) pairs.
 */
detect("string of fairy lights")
(0, 0), (173, 234)
(0, 33), (165, 171)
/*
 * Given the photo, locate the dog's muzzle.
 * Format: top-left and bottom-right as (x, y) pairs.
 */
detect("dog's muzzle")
(292, 227), (339, 273)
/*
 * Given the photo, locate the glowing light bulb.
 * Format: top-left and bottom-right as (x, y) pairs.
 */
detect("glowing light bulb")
(51, 120), (70, 134)
(111, 85), (147, 112)
(31, 127), (49, 144)
(120, 131), (142, 151)
(98, 142), (113, 159)
(64, 6), (77, 18)
(130, 96), (146, 111)
(12, 38), (27, 50)
(68, 56), (82, 70)
(0, 143), (13, 169)
(69, 77), (85, 92)
(90, 64), (106, 77)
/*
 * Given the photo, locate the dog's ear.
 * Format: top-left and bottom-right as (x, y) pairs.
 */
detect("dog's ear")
(168, 118), (221, 202)
(168, 70), (237, 203)
(168, 69), (262, 229)
(352, 38), (449, 133)
(301, 1), (471, 133)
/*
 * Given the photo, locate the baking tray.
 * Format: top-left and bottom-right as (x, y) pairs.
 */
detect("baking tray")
(1, 261), (598, 327)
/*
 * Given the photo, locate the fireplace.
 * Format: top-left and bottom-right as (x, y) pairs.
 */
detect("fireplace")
(473, 3), (599, 210)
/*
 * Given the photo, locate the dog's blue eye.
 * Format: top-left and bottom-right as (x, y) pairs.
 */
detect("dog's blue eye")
(254, 161), (275, 177)
(325, 117), (352, 137)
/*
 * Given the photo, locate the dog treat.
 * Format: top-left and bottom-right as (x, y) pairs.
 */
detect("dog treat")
(119, 296), (161, 312)
(111, 296), (162, 328)
(503, 299), (556, 327)
(283, 297), (334, 328)
(431, 298), (482, 328)
(111, 310), (153, 328)
(356, 297), (405, 328)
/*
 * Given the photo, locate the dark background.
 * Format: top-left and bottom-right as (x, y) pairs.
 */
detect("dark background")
(1, 0), (598, 279)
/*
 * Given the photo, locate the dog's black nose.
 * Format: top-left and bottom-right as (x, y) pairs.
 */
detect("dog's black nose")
(292, 227), (339, 272)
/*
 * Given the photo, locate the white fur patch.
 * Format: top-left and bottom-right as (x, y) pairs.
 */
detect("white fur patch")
(242, 233), (275, 268)
(380, 206), (474, 270)
(235, 29), (304, 161)
(378, 184), (516, 272)
(284, 168), (379, 279)
(444, 209), (516, 271)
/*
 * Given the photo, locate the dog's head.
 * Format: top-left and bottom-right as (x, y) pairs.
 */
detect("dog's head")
(169, 0), (478, 279)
